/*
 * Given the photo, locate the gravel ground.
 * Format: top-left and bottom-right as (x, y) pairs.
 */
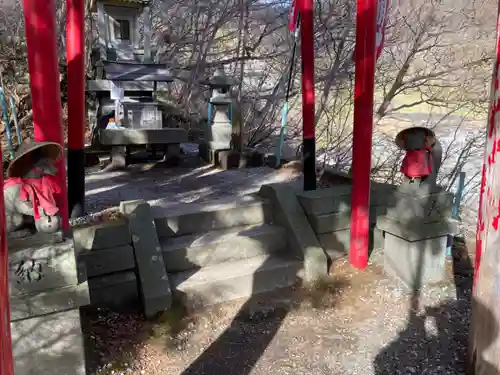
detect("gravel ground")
(81, 239), (474, 375)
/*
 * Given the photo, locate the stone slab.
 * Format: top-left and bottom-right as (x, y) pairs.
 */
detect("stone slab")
(88, 271), (139, 308)
(383, 232), (447, 288)
(297, 186), (352, 216)
(8, 231), (65, 252)
(73, 221), (131, 252)
(161, 224), (286, 272)
(153, 195), (273, 238)
(9, 240), (79, 297)
(318, 228), (378, 263)
(120, 200), (172, 317)
(216, 150), (265, 170)
(373, 227), (384, 251)
(78, 245), (135, 278)
(385, 190), (454, 224)
(99, 128), (188, 145)
(10, 283), (90, 321)
(170, 254), (302, 310)
(297, 184), (396, 216)
(259, 184), (327, 284)
(11, 309), (86, 375)
(377, 216), (457, 241)
(308, 211), (351, 234)
(317, 229), (350, 261)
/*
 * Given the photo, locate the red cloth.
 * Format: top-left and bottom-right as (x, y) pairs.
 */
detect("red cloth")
(288, 0), (299, 31)
(4, 169), (61, 220)
(401, 148), (433, 178)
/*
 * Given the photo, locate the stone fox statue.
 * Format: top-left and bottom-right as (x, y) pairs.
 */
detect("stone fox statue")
(395, 126), (443, 193)
(4, 141), (63, 234)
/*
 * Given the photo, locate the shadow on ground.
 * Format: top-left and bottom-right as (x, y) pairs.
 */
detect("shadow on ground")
(81, 275), (350, 375)
(374, 237), (497, 375)
(178, 276), (349, 375)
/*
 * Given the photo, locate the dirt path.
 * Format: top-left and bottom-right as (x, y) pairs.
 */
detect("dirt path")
(82, 242), (474, 375)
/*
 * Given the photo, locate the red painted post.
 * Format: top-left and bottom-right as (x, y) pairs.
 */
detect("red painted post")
(474, 5), (500, 290)
(66, 0), (86, 218)
(469, 3), (500, 370)
(0, 150), (14, 375)
(23, 0), (69, 230)
(349, 0), (378, 269)
(299, 0), (317, 191)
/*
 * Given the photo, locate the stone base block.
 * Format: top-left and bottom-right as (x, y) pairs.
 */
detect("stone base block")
(73, 221), (130, 252)
(383, 232), (447, 289)
(78, 245), (135, 278)
(110, 146), (128, 169)
(318, 229), (350, 261)
(386, 190), (454, 225)
(199, 143), (265, 169)
(198, 142), (215, 164)
(88, 271), (139, 308)
(217, 150), (265, 170)
(318, 228), (377, 263)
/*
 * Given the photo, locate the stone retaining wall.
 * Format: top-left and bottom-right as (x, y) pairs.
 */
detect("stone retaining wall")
(74, 200), (172, 317)
(74, 220), (139, 309)
(296, 179), (397, 262)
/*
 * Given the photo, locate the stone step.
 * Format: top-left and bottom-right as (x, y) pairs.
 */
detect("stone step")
(161, 224), (287, 272)
(152, 194), (273, 238)
(169, 254), (302, 309)
(11, 309), (86, 375)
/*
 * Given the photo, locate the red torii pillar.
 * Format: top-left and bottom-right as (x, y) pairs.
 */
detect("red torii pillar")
(350, 0), (378, 270)
(23, 0), (69, 230)
(299, 0), (317, 191)
(66, 0), (86, 218)
(0, 0), (86, 370)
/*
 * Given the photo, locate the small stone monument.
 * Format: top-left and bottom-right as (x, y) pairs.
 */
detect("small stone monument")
(376, 127), (457, 289)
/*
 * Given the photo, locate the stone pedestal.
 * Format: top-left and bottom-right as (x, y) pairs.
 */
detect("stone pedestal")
(376, 189), (457, 289)
(8, 238), (90, 320)
(9, 236), (89, 375)
(12, 309), (86, 375)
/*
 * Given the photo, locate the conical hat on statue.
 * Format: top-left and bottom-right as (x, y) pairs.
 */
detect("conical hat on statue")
(6, 140), (63, 178)
(395, 126), (436, 150)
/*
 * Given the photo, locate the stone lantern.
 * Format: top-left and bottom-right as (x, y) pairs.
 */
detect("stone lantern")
(200, 68), (235, 164)
(201, 68), (235, 153)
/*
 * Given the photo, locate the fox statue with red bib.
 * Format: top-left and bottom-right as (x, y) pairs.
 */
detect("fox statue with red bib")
(4, 141), (63, 234)
(395, 126), (442, 194)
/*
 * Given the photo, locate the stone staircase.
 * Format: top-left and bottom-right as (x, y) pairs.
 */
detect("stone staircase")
(153, 194), (303, 309)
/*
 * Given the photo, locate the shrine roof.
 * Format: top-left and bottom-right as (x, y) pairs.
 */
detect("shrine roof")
(90, 0), (150, 12)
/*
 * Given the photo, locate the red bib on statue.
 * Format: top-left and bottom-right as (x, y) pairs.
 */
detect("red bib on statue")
(401, 149), (432, 178)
